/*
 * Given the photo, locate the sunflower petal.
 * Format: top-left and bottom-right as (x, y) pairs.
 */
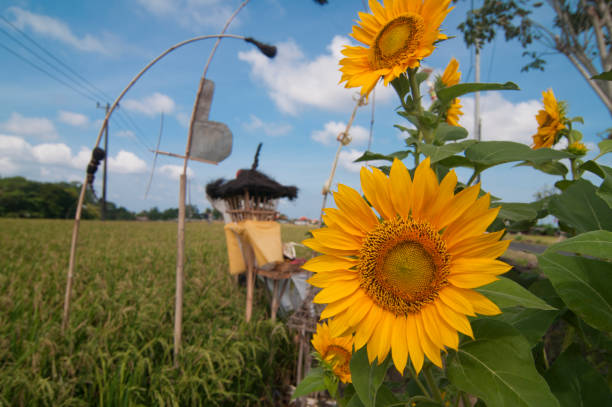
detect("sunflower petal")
(302, 255), (358, 273)
(313, 280), (360, 304)
(391, 316), (408, 374)
(389, 158), (413, 218)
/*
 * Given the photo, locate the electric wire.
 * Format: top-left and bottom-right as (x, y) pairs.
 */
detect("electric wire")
(1, 14), (158, 150)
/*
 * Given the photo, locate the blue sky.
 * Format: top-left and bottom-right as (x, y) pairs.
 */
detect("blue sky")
(1, 0), (610, 219)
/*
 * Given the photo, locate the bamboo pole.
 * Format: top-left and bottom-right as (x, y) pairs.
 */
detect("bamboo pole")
(60, 32), (248, 334)
(173, 174), (186, 368)
(173, 0), (251, 365)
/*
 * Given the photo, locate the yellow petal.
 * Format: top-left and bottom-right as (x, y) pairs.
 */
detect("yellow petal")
(414, 312), (442, 368)
(420, 304), (445, 350)
(458, 288), (501, 316)
(435, 184), (480, 230)
(450, 257), (512, 276)
(311, 228), (362, 251)
(333, 184), (379, 231)
(323, 207), (368, 237)
(434, 300), (474, 339)
(411, 157), (438, 220)
(302, 255), (358, 273)
(391, 316), (408, 374)
(448, 273), (499, 288)
(389, 158), (413, 218)
(321, 289), (367, 319)
(313, 279), (360, 304)
(438, 286), (475, 316)
(302, 238), (357, 257)
(405, 313), (424, 373)
(308, 270), (359, 287)
(354, 304), (382, 350)
(447, 230), (508, 258)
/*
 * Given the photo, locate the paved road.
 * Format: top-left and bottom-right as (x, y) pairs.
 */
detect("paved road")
(509, 241), (548, 254)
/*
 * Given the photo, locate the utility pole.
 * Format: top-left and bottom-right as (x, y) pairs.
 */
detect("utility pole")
(97, 102), (110, 220)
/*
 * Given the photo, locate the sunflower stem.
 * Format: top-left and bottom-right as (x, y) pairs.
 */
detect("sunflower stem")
(466, 169), (480, 186)
(423, 364), (443, 403)
(408, 68), (427, 165)
(569, 157), (578, 180)
(408, 365), (431, 399)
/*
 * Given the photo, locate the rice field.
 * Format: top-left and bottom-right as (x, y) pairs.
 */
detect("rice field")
(0, 219), (314, 406)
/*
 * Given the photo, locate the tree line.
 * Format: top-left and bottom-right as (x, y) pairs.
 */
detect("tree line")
(0, 177), (221, 220)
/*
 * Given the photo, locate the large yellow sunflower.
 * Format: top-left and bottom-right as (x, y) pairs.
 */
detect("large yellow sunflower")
(532, 89), (566, 149)
(339, 0), (453, 96)
(440, 58), (463, 126)
(303, 158), (510, 374)
(312, 322), (354, 383)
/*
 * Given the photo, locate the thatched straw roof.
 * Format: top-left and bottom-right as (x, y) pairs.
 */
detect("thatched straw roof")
(205, 144), (298, 201)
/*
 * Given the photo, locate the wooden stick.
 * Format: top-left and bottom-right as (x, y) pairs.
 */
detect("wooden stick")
(61, 182), (87, 334)
(244, 242), (255, 322)
(270, 280), (279, 322)
(173, 174), (186, 368)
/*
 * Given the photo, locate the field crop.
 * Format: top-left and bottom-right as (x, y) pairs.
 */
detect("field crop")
(0, 219), (313, 406)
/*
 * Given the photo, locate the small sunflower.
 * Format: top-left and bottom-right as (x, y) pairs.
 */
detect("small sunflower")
(567, 141), (587, 155)
(312, 322), (354, 383)
(532, 89), (567, 149)
(339, 0), (453, 96)
(440, 58), (463, 126)
(303, 158), (510, 374)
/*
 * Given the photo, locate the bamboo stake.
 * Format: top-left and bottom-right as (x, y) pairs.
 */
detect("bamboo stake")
(173, 174), (186, 368)
(270, 280), (279, 322)
(173, 0), (251, 367)
(60, 32), (248, 334)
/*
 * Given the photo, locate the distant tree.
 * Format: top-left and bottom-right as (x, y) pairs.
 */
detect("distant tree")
(212, 208), (222, 220)
(456, 0), (612, 116)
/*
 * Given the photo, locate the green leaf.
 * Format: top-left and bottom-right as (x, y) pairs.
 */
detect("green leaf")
(579, 160), (612, 179)
(437, 82), (520, 104)
(437, 155), (476, 169)
(544, 230), (612, 261)
(350, 347), (392, 407)
(598, 174), (612, 209)
(447, 319), (559, 407)
(591, 70), (612, 81)
(539, 232), (612, 332)
(544, 345), (612, 407)
(487, 306), (559, 347)
(391, 75), (411, 102)
(420, 140), (476, 163)
(354, 151), (411, 163)
(434, 122), (468, 143)
(547, 179), (612, 234)
(476, 277), (556, 310)
(292, 367), (327, 399)
(494, 202), (538, 222)
(464, 141), (572, 169)
(595, 139), (612, 159)
(518, 160), (568, 176)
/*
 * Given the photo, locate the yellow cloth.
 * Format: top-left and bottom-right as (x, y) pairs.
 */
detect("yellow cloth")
(224, 220), (283, 275)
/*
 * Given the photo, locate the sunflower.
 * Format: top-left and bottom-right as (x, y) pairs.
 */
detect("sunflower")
(303, 158), (510, 374)
(532, 89), (566, 149)
(567, 141), (587, 156)
(312, 322), (354, 383)
(439, 58), (463, 126)
(339, 0), (453, 96)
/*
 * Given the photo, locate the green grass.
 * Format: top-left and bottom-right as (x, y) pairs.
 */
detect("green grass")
(0, 219), (312, 406)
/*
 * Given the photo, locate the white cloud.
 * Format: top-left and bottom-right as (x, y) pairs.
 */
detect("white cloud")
(0, 112), (57, 140)
(115, 129), (135, 139)
(123, 93), (176, 117)
(238, 36), (394, 115)
(460, 92), (541, 145)
(58, 111), (89, 127)
(136, 0), (235, 30)
(108, 150), (147, 174)
(312, 121), (370, 146)
(0, 135), (146, 176)
(338, 148), (365, 173)
(243, 114), (292, 136)
(175, 112), (190, 128)
(159, 164), (194, 180)
(31, 143), (73, 165)
(8, 7), (112, 55)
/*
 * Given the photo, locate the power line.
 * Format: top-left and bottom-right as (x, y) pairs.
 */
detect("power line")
(0, 15), (112, 102)
(110, 114), (153, 152)
(0, 42), (99, 103)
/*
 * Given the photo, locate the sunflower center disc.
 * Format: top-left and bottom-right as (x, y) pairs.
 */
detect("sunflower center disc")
(381, 242), (435, 298)
(358, 217), (450, 316)
(371, 14), (425, 69)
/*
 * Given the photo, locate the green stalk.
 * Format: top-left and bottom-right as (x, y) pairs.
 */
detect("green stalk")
(423, 364), (443, 404)
(408, 364), (431, 399)
(407, 68), (426, 164)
